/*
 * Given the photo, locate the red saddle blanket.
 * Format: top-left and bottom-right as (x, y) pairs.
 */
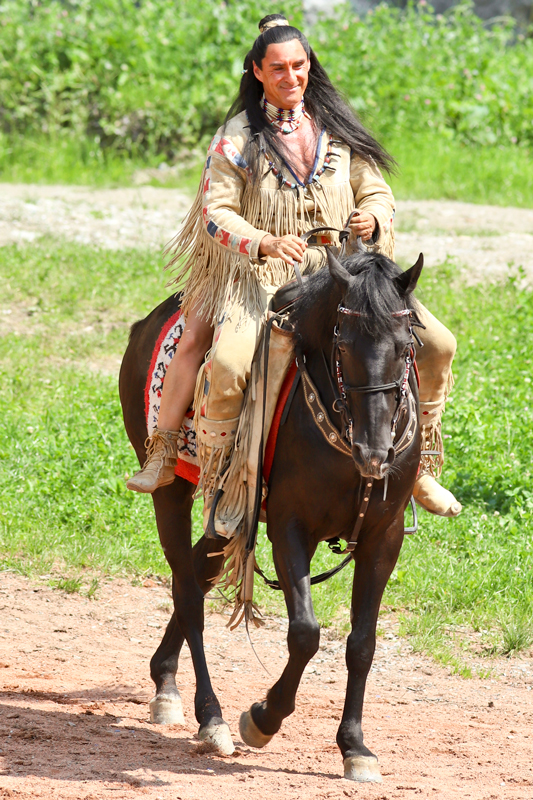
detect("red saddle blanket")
(145, 310), (298, 489)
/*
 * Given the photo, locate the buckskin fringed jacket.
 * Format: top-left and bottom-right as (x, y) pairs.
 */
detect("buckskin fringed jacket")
(166, 111), (396, 323)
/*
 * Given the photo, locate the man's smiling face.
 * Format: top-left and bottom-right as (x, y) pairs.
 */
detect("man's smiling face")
(253, 40), (310, 110)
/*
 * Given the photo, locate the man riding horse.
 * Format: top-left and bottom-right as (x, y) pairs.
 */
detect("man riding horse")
(127, 14), (461, 524)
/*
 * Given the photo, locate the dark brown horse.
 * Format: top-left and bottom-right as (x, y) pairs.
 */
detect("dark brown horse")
(119, 248), (423, 780)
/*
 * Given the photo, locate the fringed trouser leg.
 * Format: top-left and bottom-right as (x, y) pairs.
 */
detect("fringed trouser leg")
(416, 303), (457, 472)
(194, 285), (276, 533)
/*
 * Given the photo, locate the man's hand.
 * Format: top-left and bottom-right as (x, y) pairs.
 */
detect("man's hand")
(259, 233), (307, 265)
(348, 211), (377, 242)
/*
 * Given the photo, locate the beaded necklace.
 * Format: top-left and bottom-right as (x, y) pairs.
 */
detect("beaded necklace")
(261, 95), (310, 135)
(263, 132), (336, 190)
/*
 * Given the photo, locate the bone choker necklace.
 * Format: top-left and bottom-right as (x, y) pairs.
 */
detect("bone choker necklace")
(261, 95), (309, 134)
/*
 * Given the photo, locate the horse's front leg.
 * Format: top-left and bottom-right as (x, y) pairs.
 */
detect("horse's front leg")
(240, 520), (320, 746)
(338, 516), (404, 782)
(150, 480), (231, 753)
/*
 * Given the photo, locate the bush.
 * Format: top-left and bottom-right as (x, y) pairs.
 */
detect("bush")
(316, 2), (533, 148)
(0, 0), (532, 158)
(0, 0), (299, 154)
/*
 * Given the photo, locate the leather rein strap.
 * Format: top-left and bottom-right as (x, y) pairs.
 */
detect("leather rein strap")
(291, 210), (363, 287)
(254, 217), (420, 590)
(298, 349), (417, 554)
(296, 219), (421, 556)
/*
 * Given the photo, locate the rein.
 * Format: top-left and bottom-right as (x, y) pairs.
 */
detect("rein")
(256, 298), (421, 590)
(254, 221), (422, 590)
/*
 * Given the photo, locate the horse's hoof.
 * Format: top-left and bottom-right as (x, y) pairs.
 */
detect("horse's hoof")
(239, 708), (273, 749)
(149, 693), (185, 725)
(343, 755), (382, 782)
(198, 718), (235, 756)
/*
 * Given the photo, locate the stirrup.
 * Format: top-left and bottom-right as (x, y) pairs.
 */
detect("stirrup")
(404, 496), (418, 534)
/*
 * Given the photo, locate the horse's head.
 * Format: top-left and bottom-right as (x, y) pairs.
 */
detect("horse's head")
(326, 248), (423, 479)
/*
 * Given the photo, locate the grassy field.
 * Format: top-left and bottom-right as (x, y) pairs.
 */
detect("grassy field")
(2, 132), (533, 210)
(1, 238), (533, 670)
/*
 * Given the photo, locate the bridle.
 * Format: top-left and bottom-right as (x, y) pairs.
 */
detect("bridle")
(291, 215), (426, 456)
(332, 304), (423, 450)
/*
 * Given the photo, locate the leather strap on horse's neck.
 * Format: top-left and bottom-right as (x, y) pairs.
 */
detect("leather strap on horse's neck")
(344, 478), (375, 552)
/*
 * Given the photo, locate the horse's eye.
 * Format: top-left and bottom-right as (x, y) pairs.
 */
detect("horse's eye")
(395, 342), (409, 358)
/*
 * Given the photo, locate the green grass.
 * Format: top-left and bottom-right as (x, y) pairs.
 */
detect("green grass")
(388, 135), (533, 208)
(0, 133), (143, 187)
(0, 132), (205, 191)
(1, 239), (533, 663)
(3, 131), (533, 210)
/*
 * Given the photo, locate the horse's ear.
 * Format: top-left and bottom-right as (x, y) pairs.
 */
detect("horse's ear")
(326, 248), (352, 292)
(394, 253), (424, 296)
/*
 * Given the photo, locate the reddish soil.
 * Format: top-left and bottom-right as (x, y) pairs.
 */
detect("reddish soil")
(0, 572), (532, 800)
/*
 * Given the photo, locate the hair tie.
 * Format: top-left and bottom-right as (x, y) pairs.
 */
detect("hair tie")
(259, 17), (289, 33)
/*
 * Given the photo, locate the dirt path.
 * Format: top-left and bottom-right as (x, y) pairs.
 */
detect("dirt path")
(1, 572), (532, 800)
(2, 183), (533, 280)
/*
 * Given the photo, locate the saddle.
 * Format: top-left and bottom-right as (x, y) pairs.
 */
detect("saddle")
(204, 308), (295, 539)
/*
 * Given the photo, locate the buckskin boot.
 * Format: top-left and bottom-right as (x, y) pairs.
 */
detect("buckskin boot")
(196, 418), (240, 538)
(413, 399), (461, 517)
(126, 428), (180, 493)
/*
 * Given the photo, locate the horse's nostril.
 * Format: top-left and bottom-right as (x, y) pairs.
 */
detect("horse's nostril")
(352, 445), (394, 478)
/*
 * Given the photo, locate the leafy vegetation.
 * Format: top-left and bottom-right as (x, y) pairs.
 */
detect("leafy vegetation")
(0, 0), (279, 154)
(1, 0), (533, 206)
(1, 239), (532, 665)
(317, 2), (533, 149)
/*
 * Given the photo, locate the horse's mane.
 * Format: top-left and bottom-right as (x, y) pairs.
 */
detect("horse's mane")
(293, 252), (417, 351)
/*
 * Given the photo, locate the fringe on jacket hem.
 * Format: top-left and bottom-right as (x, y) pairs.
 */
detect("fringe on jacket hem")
(164, 177), (357, 323)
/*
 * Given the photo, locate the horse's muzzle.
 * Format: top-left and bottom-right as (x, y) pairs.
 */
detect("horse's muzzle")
(352, 444), (395, 479)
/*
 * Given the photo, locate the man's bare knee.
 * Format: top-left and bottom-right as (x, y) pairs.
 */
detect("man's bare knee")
(180, 328), (213, 362)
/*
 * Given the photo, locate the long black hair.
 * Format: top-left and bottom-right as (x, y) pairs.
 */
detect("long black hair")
(225, 14), (396, 185)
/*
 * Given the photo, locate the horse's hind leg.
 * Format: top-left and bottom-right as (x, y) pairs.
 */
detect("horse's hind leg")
(149, 478), (232, 753)
(239, 521), (320, 746)
(338, 519), (404, 782)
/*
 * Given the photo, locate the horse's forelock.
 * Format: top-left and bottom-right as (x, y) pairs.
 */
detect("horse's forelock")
(294, 252), (413, 349)
(343, 254), (408, 335)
